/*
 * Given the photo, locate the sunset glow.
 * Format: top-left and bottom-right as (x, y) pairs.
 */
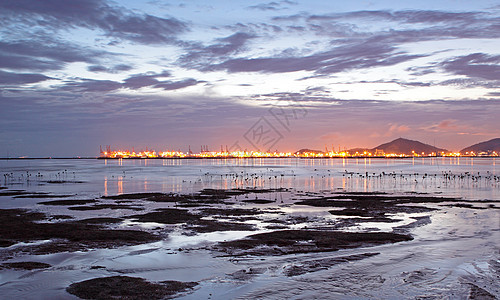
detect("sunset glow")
(1, 1), (499, 157)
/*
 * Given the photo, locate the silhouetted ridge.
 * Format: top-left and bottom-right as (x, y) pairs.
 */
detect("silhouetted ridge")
(371, 138), (447, 155)
(460, 138), (500, 154)
(295, 149), (324, 155)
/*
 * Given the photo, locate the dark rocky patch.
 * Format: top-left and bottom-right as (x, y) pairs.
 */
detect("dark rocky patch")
(242, 199), (275, 204)
(0, 239), (16, 247)
(217, 230), (412, 256)
(48, 215), (74, 220)
(0, 209), (159, 254)
(468, 283), (496, 299)
(130, 209), (256, 233)
(296, 194), (448, 218)
(1, 261), (51, 270)
(199, 208), (263, 216)
(131, 209), (199, 224)
(441, 203), (488, 210)
(38, 199), (97, 206)
(66, 276), (197, 300)
(265, 224), (288, 230)
(0, 190), (31, 196)
(102, 189), (286, 206)
(186, 219), (255, 233)
(90, 265), (106, 270)
(45, 180), (84, 184)
(69, 204), (143, 211)
(284, 252), (379, 276)
(102, 193), (167, 200)
(76, 218), (124, 224)
(345, 216), (402, 223)
(235, 188), (287, 194)
(14, 194), (74, 199)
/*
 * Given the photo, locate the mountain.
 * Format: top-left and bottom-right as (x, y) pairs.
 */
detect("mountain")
(295, 148), (324, 155)
(371, 138), (448, 155)
(460, 138), (500, 155)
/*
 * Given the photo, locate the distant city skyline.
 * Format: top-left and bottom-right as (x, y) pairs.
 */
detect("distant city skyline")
(1, 0), (499, 156)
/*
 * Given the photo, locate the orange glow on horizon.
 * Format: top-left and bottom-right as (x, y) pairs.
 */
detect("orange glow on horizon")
(99, 148), (485, 159)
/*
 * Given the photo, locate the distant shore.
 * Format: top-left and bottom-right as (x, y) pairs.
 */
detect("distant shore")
(0, 155), (498, 160)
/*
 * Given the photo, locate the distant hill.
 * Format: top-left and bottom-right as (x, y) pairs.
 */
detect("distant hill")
(371, 138), (447, 155)
(460, 138), (500, 154)
(295, 148), (324, 155)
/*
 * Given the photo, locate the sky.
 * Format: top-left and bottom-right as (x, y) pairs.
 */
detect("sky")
(1, 0), (499, 157)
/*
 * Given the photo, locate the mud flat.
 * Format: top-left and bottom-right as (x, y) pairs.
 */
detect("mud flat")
(0, 186), (498, 299)
(0, 208), (159, 254)
(67, 276), (197, 300)
(216, 230), (412, 256)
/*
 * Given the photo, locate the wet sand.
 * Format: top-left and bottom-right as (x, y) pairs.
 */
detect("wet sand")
(0, 184), (498, 299)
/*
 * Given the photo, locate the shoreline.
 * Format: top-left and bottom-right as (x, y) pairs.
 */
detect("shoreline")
(0, 155), (498, 160)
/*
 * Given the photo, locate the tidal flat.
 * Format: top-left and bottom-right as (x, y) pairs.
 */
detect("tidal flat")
(0, 158), (498, 299)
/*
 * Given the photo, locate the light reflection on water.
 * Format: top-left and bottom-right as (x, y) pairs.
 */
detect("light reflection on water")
(0, 157), (498, 200)
(0, 158), (498, 299)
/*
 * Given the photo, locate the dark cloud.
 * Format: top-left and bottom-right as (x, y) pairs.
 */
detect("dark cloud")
(306, 10), (483, 25)
(0, 40), (109, 71)
(179, 32), (256, 68)
(0, 0), (188, 45)
(276, 10), (500, 41)
(87, 64), (133, 73)
(154, 78), (202, 90)
(60, 79), (122, 92)
(0, 70), (52, 84)
(0, 52), (58, 71)
(120, 71), (201, 91)
(487, 92), (500, 97)
(439, 53), (500, 81)
(54, 71), (200, 93)
(122, 71), (171, 89)
(248, 1), (297, 11)
(206, 42), (425, 75)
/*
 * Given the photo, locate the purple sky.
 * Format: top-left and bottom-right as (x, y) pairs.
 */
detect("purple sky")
(1, 0), (499, 156)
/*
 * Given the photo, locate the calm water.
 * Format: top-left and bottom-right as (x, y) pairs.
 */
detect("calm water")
(1, 157), (498, 202)
(0, 158), (498, 299)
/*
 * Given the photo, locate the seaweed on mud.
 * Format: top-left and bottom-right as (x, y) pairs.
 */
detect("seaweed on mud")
(38, 199), (97, 206)
(0, 209), (159, 254)
(45, 180), (84, 184)
(467, 283), (497, 300)
(217, 230), (413, 256)
(441, 203), (489, 210)
(76, 218), (124, 224)
(131, 208), (199, 224)
(102, 188), (286, 206)
(242, 199), (275, 204)
(296, 194), (446, 218)
(14, 194), (74, 199)
(1, 261), (51, 270)
(68, 204), (143, 211)
(66, 276), (197, 300)
(102, 193), (167, 200)
(185, 219), (256, 233)
(199, 208), (263, 216)
(130, 208), (256, 233)
(0, 190), (31, 196)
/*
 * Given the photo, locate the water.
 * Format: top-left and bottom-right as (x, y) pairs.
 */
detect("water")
(0, 158), (498, 299)
(1, 157), (498, 201)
